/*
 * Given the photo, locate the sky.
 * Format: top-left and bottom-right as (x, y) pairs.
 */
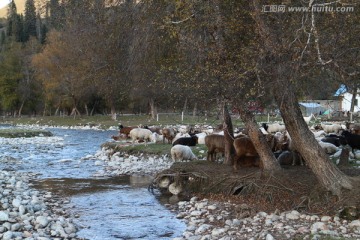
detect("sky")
(0, 0), (10, 9)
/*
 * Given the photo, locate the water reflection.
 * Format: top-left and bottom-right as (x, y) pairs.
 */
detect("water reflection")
(32, 176), (186, 240)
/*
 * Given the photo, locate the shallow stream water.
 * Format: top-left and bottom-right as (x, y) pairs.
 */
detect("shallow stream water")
(0, 125), (186, 239)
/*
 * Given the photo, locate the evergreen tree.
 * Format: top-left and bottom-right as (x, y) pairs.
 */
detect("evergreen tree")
(48, 0), (64, 30)
(14, 14), (24, 42)
(24, 0), (37, 42)
(6, 0), (17, 37)
(0, 30), (5, 46)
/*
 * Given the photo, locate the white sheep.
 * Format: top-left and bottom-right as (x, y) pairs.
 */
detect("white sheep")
(262, 122), (286, 133)
(129, 128), (156, 145)
(318, 141), (338, 155)
(303, 113), (316, 124)
(170, 145), (198, 161)
(320, 123), (343, 134)
(312, 130), (326, 138)
(195, 132), (207, 144)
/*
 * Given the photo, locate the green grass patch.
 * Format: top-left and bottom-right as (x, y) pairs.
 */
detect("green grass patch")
(0, 129), (53, 138)
(101, 141), (208, 159)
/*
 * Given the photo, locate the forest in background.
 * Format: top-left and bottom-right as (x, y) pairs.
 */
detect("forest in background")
(0, 0), (358, 119)
(1, 0), (360, 197)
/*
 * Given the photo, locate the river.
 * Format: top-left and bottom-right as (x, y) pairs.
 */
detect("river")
(0, 126), (186, 240)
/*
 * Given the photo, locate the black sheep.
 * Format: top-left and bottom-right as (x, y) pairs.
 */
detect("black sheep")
(321, 135), (342, 147)
(172, 135), (198, 146)
(341, 130), (360, 155)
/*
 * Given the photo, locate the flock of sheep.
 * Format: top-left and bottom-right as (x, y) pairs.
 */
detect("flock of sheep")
(111, 119), (360, 170)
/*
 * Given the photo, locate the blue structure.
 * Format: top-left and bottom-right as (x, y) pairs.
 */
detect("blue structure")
(299, 102), (325, 116)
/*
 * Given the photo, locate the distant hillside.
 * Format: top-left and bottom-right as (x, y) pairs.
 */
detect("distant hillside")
(0, 0), (26, 18)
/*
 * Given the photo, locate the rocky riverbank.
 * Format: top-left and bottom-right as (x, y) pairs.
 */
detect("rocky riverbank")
(93, 143), (360, 240)
(169, 197), (360, 240)
(0, 170), (78, 239)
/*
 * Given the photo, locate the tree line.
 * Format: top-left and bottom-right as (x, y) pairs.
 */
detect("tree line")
(0, 0), (359, 195)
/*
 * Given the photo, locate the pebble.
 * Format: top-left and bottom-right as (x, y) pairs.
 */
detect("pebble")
(0, 171), (79, 239)
(171, 197), (360, 240)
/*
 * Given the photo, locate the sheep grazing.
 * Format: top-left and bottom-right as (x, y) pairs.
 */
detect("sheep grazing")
(170, 145), (198, 162)
(205, 134), (225, 162)
(144, 125), (161, 134)
(320, 123), (343, 134)
(172, 132), (191, 144)
(162, 128), (176, 144)
(119, 125), (136, 138)
(261, 122), (286, 133)
(341, 130), (360, 155)
(172, 135), (198, 146)
(129, 128), (155, 145)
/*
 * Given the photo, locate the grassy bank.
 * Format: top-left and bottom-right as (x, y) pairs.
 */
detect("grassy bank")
(0, 129), (53, 138)
(101, 141), (208, 159)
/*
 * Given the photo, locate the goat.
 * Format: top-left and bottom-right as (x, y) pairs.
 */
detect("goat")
(172, 135), (198, 146)
(205, 134), (225, 162)
(119, 125), (136, 138)
(341, 130), (360, 155)
(170, 145), (198, 161)
(162, 128), (176, 144)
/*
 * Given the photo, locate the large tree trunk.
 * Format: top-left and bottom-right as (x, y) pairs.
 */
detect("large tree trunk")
(252, 0), (353, 196)
(149, 98), (157, 120)
(237, 106), (280, 172)
(18, 100), (25, 117)
(223, 103), (235, 165)
(274, 73), (352, 196)
(350, 85), (358, 113)
(183, 97), (188, 114)
(193, 102), (197, 117)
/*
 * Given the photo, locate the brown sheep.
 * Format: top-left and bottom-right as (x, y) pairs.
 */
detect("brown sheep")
(233, 135), (277, 171)
(205, 134), (225, 162)
(162, 128), (176, 144)
(119, 125), (136, 138)
(233, 136), (259, 171)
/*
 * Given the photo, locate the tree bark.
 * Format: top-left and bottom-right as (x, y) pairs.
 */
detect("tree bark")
(183, 97), (188, 114)
(193, 102), (197, 117)
(237, 106), (280, 172)
(273, 71), (352, 196)
(338, 148), (350, 167)
(223, 103), (235, 165)
(350, 85), (357, 113)
(149, 98), (157, 120)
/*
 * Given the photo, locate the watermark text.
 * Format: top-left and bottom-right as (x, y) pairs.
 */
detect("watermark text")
(262, 5), (355, 13)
